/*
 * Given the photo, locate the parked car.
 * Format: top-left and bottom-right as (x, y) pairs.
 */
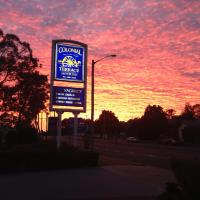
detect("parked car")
(160, 138), (177, 145)
(127, 136), (140, 143)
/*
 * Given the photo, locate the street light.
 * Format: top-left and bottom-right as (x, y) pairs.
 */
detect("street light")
(91, 54), (117, 122)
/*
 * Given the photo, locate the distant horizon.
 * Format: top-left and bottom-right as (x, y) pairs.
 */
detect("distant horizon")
(40, 101), (198, 121)
(1, 0), (199, 121)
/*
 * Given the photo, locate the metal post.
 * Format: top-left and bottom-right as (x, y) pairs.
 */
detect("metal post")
(56, 111), (62, 149)
(40, 112), (43, 132)
(90, 55), (116, 147)
(91, 55), (116, 122)
(46, 113), (48, 132)
(37, 113), (40, 133)
(90, 60), (95, 150)
(46, 112), (48, 140)
(73, 112), (79, 147)
(91, 60), (95, 122)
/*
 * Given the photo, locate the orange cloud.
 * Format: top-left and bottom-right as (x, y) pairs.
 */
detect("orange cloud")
(0, 0), (199, 121)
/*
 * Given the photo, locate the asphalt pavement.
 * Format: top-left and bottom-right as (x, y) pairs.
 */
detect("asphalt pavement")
(1, 137), (184, 200)
(0, 163), (176, 200)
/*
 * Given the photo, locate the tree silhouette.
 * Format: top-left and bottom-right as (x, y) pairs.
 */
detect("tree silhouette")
(166, 108), (176, 119)
(125, 118), (141, 137)
(180, 103), (197, 120)
(138, 105), (168, 140)
(0, 29), (49, 127)
(193, 104), (200, 119)
(0, 30), (39, 86)
(95, 110), (120, 138)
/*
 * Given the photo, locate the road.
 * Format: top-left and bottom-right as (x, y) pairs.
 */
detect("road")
(49, 136), (200, 169)
(92, 138), (200, 169)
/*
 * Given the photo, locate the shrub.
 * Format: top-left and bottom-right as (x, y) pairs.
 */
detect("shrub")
(17, 125), (39, 144)
(157, 158), (200, 199)
(171, 159), (200, 199)
(0, 142), (99, 173)
(5, 130), (18, 148)
(156, 182), (183, 200)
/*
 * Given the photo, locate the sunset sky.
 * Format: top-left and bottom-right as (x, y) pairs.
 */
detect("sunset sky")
(0, 0), (200, 121)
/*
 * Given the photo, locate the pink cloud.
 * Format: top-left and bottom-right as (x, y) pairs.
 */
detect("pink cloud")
(0, 0), (199, 120)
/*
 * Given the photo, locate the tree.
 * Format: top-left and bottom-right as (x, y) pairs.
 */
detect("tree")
(0, 30), (39, 86)
(95, 110), (120, 138)
(193, 104), (200, 119)
(143, 105), (167, 121)
(0, 29), (49, 127)
(166, 108), (176, 119)
(14, 71), (49, 126)
(180, 103), (200, 120)
(138, 105), (168, 140)
(125, 118), (141, 137)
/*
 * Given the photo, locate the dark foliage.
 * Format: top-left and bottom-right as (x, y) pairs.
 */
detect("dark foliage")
(5, 130), (18, 148)
(182, 125), (200, 144)
(180, 103), (200, 120)
(95, 110), (120, 138)
(0, 142), (99, 173)
(170, 159), (200, 200)
(16, 125), (39, 144)
(3, 126), (39, 149)
(90, 103), (200, 143)
(157, 182), (183, 200)
(157, 158), (200, 200)
(124, 118), (141, 137)
(0, 29), (49, 127)
(138, 105), (168, 140)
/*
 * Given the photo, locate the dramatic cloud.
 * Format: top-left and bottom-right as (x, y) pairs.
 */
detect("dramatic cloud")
(0, 0), (200, 120)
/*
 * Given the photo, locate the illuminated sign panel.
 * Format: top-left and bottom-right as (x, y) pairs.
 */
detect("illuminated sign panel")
(52, 86), (84, 107)
(50, 40), (87, 112)
(55, 43), (85, 82)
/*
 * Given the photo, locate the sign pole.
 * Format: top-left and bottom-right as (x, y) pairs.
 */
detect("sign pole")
(73, 112), (80, 147)
(56, 110), (63, 149)
(91, 60), (95, 122)
(50, 40), (88, 147)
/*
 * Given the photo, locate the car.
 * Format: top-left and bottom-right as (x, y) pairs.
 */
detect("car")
(127, 136), (140, 143)
(160, 138), (177, 145)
